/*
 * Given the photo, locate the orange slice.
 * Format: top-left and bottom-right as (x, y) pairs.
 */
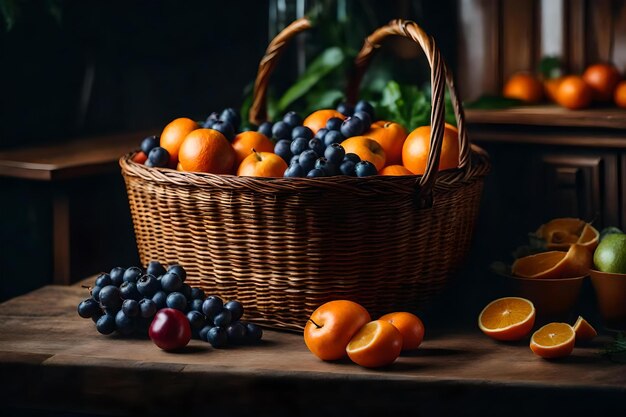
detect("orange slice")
(511, 243), (591, 279)
(530, 322), (575, 359)
(346, 320), (403, 368)
(573, 316), (597, 341)
(536, 218), (599, 251)
(478, 297), (536, 341)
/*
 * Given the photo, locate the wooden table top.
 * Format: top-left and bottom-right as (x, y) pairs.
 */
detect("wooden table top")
(0, 130), (152, 181)
(0, 279), (624, 417)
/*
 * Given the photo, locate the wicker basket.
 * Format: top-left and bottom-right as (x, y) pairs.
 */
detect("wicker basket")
(120, 18), (490, 331)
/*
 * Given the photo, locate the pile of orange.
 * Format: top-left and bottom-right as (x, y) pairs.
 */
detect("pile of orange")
(304, 300), (425, 368)
(503, 62), (626, 110)
(478, 297), (597, 359)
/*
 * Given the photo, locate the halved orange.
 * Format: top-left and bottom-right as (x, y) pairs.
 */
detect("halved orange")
(511, 244), (592, 279)
(530, 322), (575, 359)
(573, 316), (597, 341)
(346, 320), (403, 368)
(478, 297), (536, 341)
(536, 218), (599, 252)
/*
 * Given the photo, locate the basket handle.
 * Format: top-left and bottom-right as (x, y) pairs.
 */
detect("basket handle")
(347, 20), (471, 205)
(249, 18), (313, 126)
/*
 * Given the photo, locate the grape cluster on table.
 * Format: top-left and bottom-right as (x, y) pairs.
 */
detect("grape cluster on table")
(259, 100), (378, 178)
(77, 261), (262, 348)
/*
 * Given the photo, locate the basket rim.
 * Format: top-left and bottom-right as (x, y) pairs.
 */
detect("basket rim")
(120, 146), (490, 196)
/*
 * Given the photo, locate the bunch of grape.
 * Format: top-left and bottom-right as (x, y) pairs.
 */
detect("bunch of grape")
(77, 261), (262, 348)
(203, 107), (242, 141)
(138, 135), (170, 168)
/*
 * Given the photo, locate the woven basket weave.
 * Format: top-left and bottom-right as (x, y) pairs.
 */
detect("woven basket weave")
(120, 18), (490, 331)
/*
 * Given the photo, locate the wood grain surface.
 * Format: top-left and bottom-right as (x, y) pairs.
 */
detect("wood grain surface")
(0, 279), (624, 417)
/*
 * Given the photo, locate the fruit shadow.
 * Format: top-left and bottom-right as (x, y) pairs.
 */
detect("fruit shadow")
(401, 347), (469, 358)
(166, 345), (212, 354)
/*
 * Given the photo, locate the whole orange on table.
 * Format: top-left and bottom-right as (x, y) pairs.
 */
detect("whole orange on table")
(554, 75), (592, 110)
(379, 311), (424, 350)
(237, 151), (288, 177)
(304, 300), (371, 361)
(615, 80), (626, 108)
(363, 121), (407, 165)
(231, 131), (274, 167)
(178, 128), (235, 174)
(303, 109), (345, 134)
(582, 63), (621, 102)
(160, 117), (200, 166)
(402, 123), (459, 175)
(341, 136), (387, 171)
(346, 320), (403, 368)
(503, 72), (544, 103)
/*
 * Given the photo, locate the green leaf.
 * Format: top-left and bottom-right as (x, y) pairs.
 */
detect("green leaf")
(464, 95), (524, 109)
(538, 56), (564, 79)
(306, 89), (344, 111)
(601, 332), (626, 363)
(276, 47), (345, 113)
(0, 0), (19, 31)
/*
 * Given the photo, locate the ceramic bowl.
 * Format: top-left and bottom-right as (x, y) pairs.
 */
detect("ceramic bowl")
(589, 269), (626, 330)
(509, 275), (586, 320)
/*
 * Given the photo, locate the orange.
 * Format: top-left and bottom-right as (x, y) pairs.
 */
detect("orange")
(379, 165), (413, 176)
(478, 297), (535, 341)
(535, 218), (599, 252)
(503, 73), (544, 103)
(582, 63), (621, 102)
(379, 312), (424, 351)
(402, 124), (459, 175)
(615, 80), (626, 108)
(304, 300), (371, 361)
(543, 77), (563, 102)
(303, 109), (345, 134)
(178, 129), (235, 174)
(346, 320), (403, 368)
(554, 75), (592, 110)
(132, 151), (148, 164)
(363, 121), (407, 165)
(160, 117), (200, 165)
(511, 244), (592, 279)
(340, 136), (386, 171)
(231, 131), (275, 167)
(237, 150), (288, 177)
(530, 322), (575, 359)
(573, 316), (597, 341)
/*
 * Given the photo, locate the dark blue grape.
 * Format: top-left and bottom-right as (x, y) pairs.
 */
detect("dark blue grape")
(122, 299), (139, 317)
(207, 327), (228, 348)
(137, 274), (160, 298)
(323, 130), (344, 147)
(140, 135), (159, 155)
(336, 102), (354, 117)
(339, 160), (356, 176)
(202, 296), (224, 319)
(109, 267), (125, 287)
(120, 281), (141, 301)
(220, 108), (241, 131)
(91, 309), (104, 323)
(290, 137), (309, 156)
(289, 154), (300, 165)
(204, 112), (219, 127)
(115, 310), (135, 336)
(199, 325), (212, 342)
(308, 138), (324, 156)
(180, 283), (192, 300)
(211, 120), (235, 141)
(315, 158), (337, 176)
(95, 273), (112, 288)
(274, 139), (293, 163)
(168, 265), (187, 282)
(152, 291), (167, 310)
(190, 287), (205, 300)
(99, 285), (122, 310)
(344, 153), (361, 164)
(123, 267), (142, 284)
(226, 322), (247, 344)
(355, 100), (375, 119)
(314, 128), (328, 140)
(139, 298), (157, 318)
(326, 117), (343, 131)
(213, 309), (232, 327)
(187, 311), (206, 332)
(257, 121), (273, 138)
(148, 147), (170, 168)
(190, 298), (204, 312)
(147, 261), (166, 277)
(291, 126), (313, 140)
(324, 143), (345, 165)
(282, 111), (302, 127)
(272, 121), (292, 140)
(306, 168), (326, 178)
(96, 314), (116, 335)
(77, 299), (101, 319)
(91, 285), (102, 302)
(161, 272), (182, 293)
(299, 150), (318, 172)
(340, 117), (364, 138)
(224, 301), (244, 322)
(355, 160), (378, 177)
(166, 292), (187, 311)
(284, 162), (305, 178)
(353, 110), (372, 130)
(244, 322), (263, 343)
